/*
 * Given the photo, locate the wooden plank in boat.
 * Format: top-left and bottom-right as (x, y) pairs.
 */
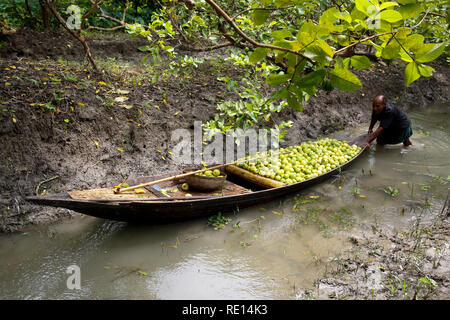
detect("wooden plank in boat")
(68, 179), (250, 201)
(225, 164), (285, 189)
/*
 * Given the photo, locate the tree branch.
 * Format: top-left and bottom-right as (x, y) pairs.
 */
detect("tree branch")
(81, 0), (103, 30)
(46, 0), (99, 71)
(181, 41), (234, 52)
(203, 0), (314, 64)
(333, 31), (395, 58)
(86, 0), (130, 31)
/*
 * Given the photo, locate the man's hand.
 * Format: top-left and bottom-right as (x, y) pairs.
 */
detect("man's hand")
(368, 128), (373, 134)
(363, 141), (371, 150)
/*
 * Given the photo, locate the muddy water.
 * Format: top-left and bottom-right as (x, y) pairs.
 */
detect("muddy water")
(0, 104), (448, 299)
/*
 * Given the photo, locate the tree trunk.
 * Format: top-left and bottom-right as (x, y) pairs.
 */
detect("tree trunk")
(39, 0), (50, 29)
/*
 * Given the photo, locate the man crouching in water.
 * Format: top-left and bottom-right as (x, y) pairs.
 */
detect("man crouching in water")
(363, 95), (413, 149)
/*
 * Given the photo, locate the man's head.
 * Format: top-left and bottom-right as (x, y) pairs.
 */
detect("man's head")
(373, 95), (387, 114)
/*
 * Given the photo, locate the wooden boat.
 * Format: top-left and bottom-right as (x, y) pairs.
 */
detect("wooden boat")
(26, 135), (368, 224)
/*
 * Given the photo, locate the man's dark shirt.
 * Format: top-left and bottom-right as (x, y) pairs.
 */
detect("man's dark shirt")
(371, 104), (411, 130)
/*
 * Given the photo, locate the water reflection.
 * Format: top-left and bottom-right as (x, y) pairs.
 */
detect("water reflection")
(147, 251), (277, 300)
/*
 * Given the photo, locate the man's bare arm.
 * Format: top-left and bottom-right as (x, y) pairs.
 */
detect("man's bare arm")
(364, 126), (383, 149)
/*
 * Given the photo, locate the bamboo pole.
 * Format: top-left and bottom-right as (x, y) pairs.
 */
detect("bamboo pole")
(114, 163), (232, 194)
(114, 148), (290, 194)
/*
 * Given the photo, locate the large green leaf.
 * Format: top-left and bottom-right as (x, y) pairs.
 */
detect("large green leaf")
(319, 7), (339, 25)
(252, 9), (270, 25)
(355, 0), (373, 16)
(271, 29), (292, 40)
(398, 4), (424, 19)
(403, 34), (425, 52)
(380, 2), (399, 10)
(249, 47), (270, 64)
(303, 44), (333, 65)
(329, 67), (362, 92)
(417, 64), (435, 77)
(343, 57), (351, 69)
(296, 31), (315, 47)
(404, 61), (420, 86)
(259, 0), (273, 5)
(382, 41), (400, 59)
(292, 59), (307, 81)
(270, 86), (289, 100)
(351, 6), (367, 20)
(265, 73), (292, 86)
(415, 43), (446, 63)
(399, 49), (414, 62)
(287, 91), (303, 111)
(315, 39), (334, 57)
(395, 27), (411, 40)
(298, 21), (330, 38)
(334, 11), (352, 23)
(397, 0), (416, 4)
(274, 0), (295, 8)
(286, 53), (297, 70)
(272, 40), (293, 50)
(295, 69), (326, 88)
(350, 55), (372, 69)
(379, 10), (403, 23)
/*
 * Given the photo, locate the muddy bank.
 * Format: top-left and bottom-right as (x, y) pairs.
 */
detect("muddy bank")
(296, 216), (449, 300)
(0, 30), (449, 232)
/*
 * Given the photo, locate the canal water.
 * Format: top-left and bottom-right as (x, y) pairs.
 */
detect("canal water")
(0, 104), (448, 299)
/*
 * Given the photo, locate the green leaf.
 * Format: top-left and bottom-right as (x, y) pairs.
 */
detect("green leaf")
(295, 69), (326, 87)
(415, 43), (446, 63)
(271, 29), (292, 40)
(315, 39), (334, 57)
(398, 4), (424, 19)
(319, 7), (339, 25)
(334, 11), (352, 23)
(350, 55), (372, 69)
(287, 92), (303, 111)
(259, 0), (273, 5)
(298, 21), (330, 38)
(265, 73), (292, 86)
(404, 61), (420, 87)
(382, 41), (400, 59)
(252, 9), (270, 25)
(138, 45), (151, 52)
(397, 0), (416, 5)
(303, 44), (333, 65)
(417, 64), (435, 77)
(292, 59), (307, 80)
(296, 31), (315, 47)
(272, 40), (293, 50)
(351, 6), (367, 20)
(395, 27), (411, 40)
(329, 67), (362, 91)
(355, 0), (373, 16)
(343, 57), (351, 69)
(380, 2), (399, 10)
(249, 47), (270, 64)
(274, 0), (295, 8)
(302, 84), (317, 97)
(379, 10), (403, 23)
(270, 86), (289, 100)
(403, 34), (425, 52)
